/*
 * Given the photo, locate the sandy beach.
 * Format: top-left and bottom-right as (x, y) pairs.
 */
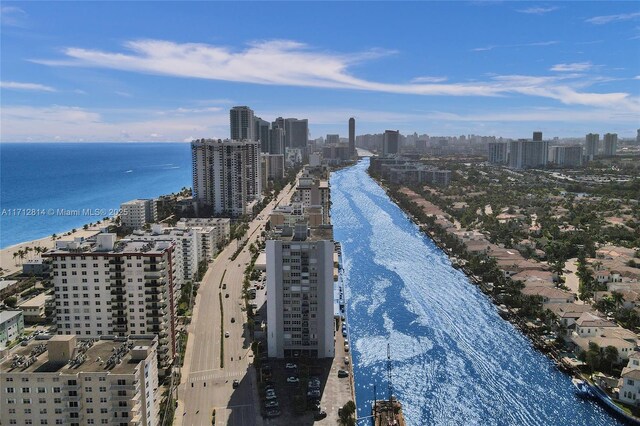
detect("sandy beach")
(0, 219), (114, 278)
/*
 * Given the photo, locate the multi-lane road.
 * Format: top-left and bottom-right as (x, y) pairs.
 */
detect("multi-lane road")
(175, 182), (296, 426)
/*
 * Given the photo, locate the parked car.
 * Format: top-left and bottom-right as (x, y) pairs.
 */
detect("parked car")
(286, 376), (299, 383)
(230, 317), (235, 323)
(265, 400), (279, 408)
(344, 356), (350, 365)
(225, 293), (229, 298)
(285, 363), (297, 369)
(338, 369), (349, 378)
(225, 331), (230, 338)
(222, 283), (227, 289)
(342, 330), (347, 337)
(314, 410), (327, 420)
(265, 392), (277, 400)
(307, 389), (321, 398)
(344, 344), (350, 352)
(266, 409), (281, 418)
(232, 379), (239, 388)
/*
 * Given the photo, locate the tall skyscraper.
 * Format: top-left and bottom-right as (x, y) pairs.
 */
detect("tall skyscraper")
(326, 134), (340, 144)
(383, 130), (400, 155)
(348, 117), (356, 158)
(42, 234), (179, 368)
(286, 118), (309, 149)
(488, 142), (508, 164)
(551, 145), (583, 167)
(533, 131), (543, 142)
(191, 138), (261, 217)
(585, 133), (600, 160)
(509, 139), (548, 169)
(269, 127), (285, 155)
(603, 133), (618, 156)
(254, 116), (271, 153)
(230, 106), (255, 141)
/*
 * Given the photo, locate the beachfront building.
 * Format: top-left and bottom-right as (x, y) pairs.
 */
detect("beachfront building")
(0, 334), (159, 426)
(120, 199), (157, 230)
(293, 168), (331, 225)
(266, 219), (335, 359)
(620, 353), (640, 406)
(191, 138), (262, 217)
(0, 310), (24, 349)
(42, 234), (179, 368)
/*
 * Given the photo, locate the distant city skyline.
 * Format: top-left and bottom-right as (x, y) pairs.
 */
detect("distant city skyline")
(1, 2), (639, 142)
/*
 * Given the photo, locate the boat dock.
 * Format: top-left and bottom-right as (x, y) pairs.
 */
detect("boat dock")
(372, 398), (406, 426)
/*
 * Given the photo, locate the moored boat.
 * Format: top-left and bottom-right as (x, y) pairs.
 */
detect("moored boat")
(571, 378), (593, 398)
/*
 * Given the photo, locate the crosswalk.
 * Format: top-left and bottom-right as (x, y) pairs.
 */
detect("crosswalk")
(188, 371), (244, 383)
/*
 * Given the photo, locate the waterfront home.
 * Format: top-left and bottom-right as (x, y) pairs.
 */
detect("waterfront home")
(521, 286), (576, 305)
(619, 353), (640, 406)
(575, 312), (618, 337)
(594, 290), (639, 310)
(549, 303), (594, 329)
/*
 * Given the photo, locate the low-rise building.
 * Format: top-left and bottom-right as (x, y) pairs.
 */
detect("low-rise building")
(620, 353), (640, 406)
(22, 258), (51, 276)
(121, 199), (157, 230)
(18, 292), (54, 322)
(521, 286), (576, 304)
(0, 310), (24, 349)
(0, 335), (159, 426)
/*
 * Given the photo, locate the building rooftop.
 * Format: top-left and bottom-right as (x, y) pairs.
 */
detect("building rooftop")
(18, 292), (52, 309)
(576, 312), (617, 328)
(0, 310), (23, 323)
(1, 336), (156, 375)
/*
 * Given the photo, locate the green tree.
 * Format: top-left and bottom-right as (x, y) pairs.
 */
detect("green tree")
(4, 296), (17, 308)
(604, 346), (619, 373)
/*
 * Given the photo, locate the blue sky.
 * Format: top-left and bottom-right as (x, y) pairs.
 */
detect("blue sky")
(1, 1), (639, 142)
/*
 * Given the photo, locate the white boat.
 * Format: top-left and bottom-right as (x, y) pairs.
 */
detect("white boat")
(571, 378), (592, 397)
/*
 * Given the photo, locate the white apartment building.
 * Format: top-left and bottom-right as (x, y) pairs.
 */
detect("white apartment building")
(603, 133), (618, 156)
(0, 310), (24, 350)
(191, 139), (262, 217)
(266, 219), (335, 359)
(293, 170), (330, 225)
(488, 142), (508, 164)
(178, 218), (231, 260)
(585, 133), (600, 160)
(42, 234), (179, 368)
(1, 335), (159, 426)
(120, 199), (157, 230)
(550, 145), (583, 167)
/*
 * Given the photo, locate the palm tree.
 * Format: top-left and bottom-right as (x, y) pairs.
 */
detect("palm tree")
(12, 252), (18, 266)
(611, 291), (625, 310)
(17, 249), (25, 264)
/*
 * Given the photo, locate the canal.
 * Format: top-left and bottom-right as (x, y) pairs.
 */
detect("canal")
(330, 158), (620, 425)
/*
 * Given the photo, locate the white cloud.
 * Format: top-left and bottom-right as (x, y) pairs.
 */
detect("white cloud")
(550, 62), (593, 72)
(1, 6), (27, 27)
(30, 38), (636, 110)
(517, 6), (559, 15)
(586, 11), (640, 25)
(115, 91), (132, 98)
(0, 81), (57, 92)
(472, 40), (558, 52)
(410, 76), (448, 83)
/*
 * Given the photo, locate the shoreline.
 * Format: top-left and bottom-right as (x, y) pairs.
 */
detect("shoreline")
(0, 219), (113, 278)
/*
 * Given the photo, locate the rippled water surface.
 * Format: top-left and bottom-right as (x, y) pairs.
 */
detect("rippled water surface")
(330, 158), (620, 426)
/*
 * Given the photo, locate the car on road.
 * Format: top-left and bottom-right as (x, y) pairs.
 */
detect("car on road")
(232, 379), (239, 389)
(230, 317), (235, 323)
(224, 331), (230, 338)
(266, 409), (281, 418)
(225, 293), (229, 298)
(265, 392), (277, 400)
(264, 400), (279, 408)
(222, 283), (226, 289)
(338, 369), (349, 378)
(286, 376), (299, 383)
(285, 363), (297, 369)
(314, 410), (327, 420)
(307, 389), (320, 398)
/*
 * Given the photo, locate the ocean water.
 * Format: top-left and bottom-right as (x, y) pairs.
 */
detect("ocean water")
(0, 143), (192, 249)
(331, 158), (620, 426)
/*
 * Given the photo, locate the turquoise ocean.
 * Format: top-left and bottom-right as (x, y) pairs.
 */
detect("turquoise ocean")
(0, 143), (192, 249)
